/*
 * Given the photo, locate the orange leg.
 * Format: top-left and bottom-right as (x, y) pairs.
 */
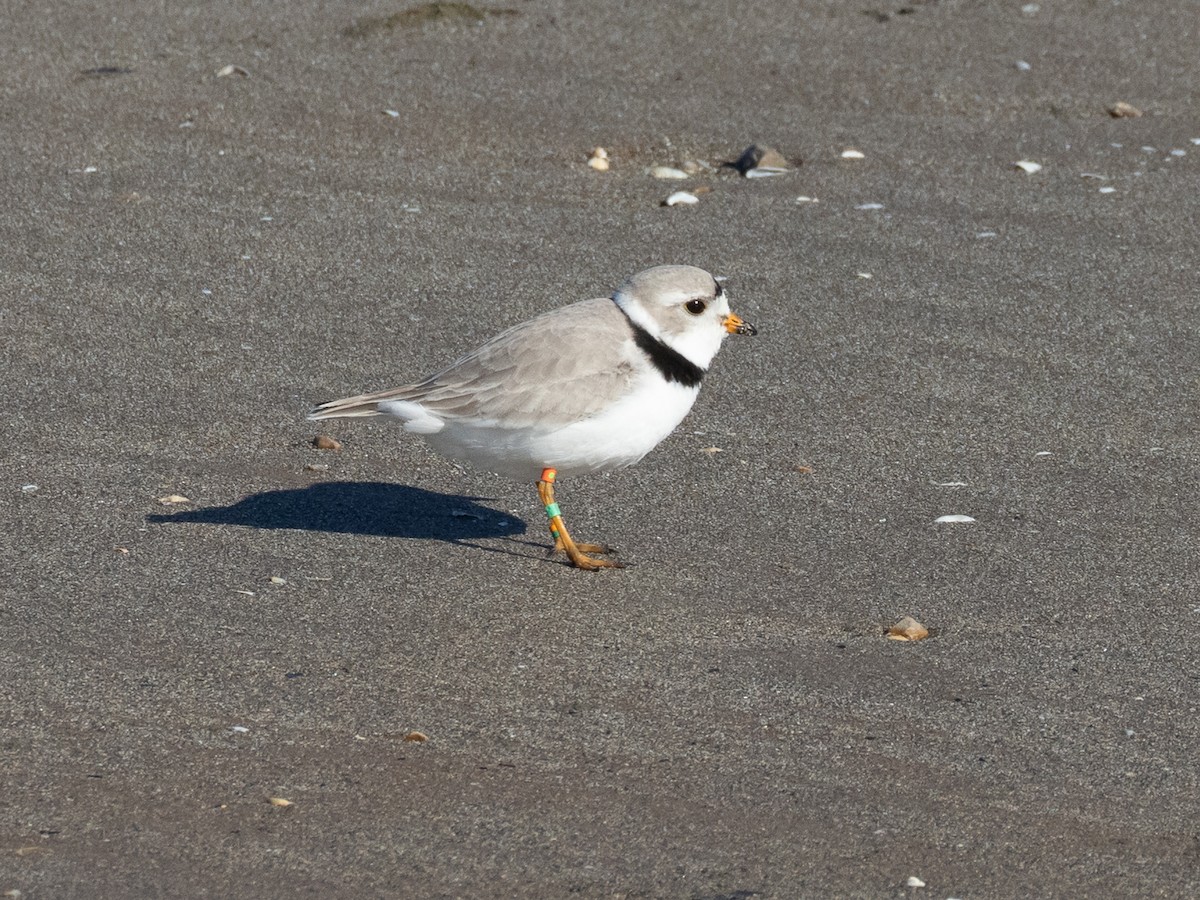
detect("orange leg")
(537, 468), (621, 570)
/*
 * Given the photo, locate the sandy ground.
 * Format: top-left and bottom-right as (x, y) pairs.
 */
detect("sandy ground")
(4, 1), (1200, 897)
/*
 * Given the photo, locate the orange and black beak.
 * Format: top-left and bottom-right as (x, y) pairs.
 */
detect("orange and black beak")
(722, 312), (758, 336)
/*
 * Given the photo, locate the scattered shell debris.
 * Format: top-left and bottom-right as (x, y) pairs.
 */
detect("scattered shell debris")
(1034, 451), (1052, 457)
(840, 148), (865, 160)
(215, 64), (249, 78)
(907, 875), (927, 888)
(230, 725), (250, 733)
(855, 202), (884, 210)
(1169, 148), (1186, 157)
(1014, 160), (1042, 174)
(887, 617), (930, 642)
(699, 446), (723, 455)
(268, 797), (293, 807)
(403, 730), (428, 742)
(382, 109), (400, 117)
(794, 196), (818, 204)
(934, 514), (976, 524)
(158, 494), (191, 504)
(663, 191), (699, 207)
(270, 576), (286, 585)
(728, 143), (791, 177)
(1107, 101), (1142, 118)
(587, 147), (609, 171)
(650, 166), (688, 180)
(313, 434), (342, 451)
(856, 272), (872, 279)
(21, 484), (39, 494)
(1098, 186), (1117, 194)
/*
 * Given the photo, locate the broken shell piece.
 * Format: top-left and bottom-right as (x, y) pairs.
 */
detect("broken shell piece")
(403, 730), (428, 742)
(268, 797), (293, 807)
(934, 514), (976, 524)
(728, 144), (791, 176)
(887, 617), (930, 642)
(313, 434), (342, 451)
(840, 148), (865, 159)
(699, 447), (723, 455)
(794, 195), (818, 204)
(270, 576), (286, 585)
(907, 876), (927, 888)
(1107, 101), (1142, 118)
(158, 494), (191, 504)
(587, 147), (609, 171)
(650, 166), (689, 180)
(382, 109), (400, 117)
(216, 64), (249, 78)
(663, 191), (699, 207)
(1014, 160), (1043, 174)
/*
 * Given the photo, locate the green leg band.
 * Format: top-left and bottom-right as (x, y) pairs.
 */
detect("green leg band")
(544, 502), (561, 519)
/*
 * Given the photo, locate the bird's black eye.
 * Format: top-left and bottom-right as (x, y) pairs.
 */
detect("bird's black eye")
(685, 298), (707, 315)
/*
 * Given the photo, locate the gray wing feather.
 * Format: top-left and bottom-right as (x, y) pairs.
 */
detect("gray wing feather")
(310, 297), (638, 429)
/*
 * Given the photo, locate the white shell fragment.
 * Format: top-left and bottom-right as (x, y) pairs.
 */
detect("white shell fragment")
(650, 166), (689, 180)
(1191, 138), (1200, 145)
(794, 195), (818, 204)
(587, 147), (609, 171)
(934, 480), (967, 487)
(382, 109), (400, 117)
(840, 148), (865, 159)
(934, 515), (976, 524)
(664, 191), (699, 206)
(1015, 59), (1032, 71)
(215, 64), (249, 78)
(1014, 160), (1043, 174)
(855, 202), (884, 210)
(21, 484), (39, 494)
(745, 167), (786, 178)
(907, 876), (927, 888)
(1098, 186), (1116, 194)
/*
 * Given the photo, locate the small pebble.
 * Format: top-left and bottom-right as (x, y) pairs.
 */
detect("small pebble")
(158, 494), (192, 504)
(907, 875), (927, 888)
(663, 191), (699, 207)
(270, 576), (286, 585)
(1015, 59), (1032, 71)
(403, 731), (428, 742)
(728, 143), (790, 176)
(887, 617), (930, 642)
(1107, 101), (1142, 118)
(268, 797), (293, 807)
(313, 434), (342, 451)
(650, 166), (689, 180)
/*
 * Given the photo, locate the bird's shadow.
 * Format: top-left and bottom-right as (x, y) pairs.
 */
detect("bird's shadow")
(146, 481), (528, 545)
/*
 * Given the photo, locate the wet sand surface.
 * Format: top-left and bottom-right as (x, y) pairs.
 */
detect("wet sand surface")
(4, 2), (1200, 897)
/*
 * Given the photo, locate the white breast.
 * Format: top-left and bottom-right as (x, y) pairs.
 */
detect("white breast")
(420, 371), (701, 481)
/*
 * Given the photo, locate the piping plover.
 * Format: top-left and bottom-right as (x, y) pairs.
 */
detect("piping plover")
(308, 265), (757, 569)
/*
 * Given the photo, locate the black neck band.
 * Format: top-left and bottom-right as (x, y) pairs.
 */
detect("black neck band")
(627, 320), (705, 388)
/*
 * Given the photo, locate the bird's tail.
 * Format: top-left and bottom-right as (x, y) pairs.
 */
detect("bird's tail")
(307, 390), (392, 420)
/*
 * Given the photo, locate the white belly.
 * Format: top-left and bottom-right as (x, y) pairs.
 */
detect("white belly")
(419, 376), (700, 481)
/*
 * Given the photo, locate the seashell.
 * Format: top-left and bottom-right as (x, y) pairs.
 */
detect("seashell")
(663, 191), (700, 206)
